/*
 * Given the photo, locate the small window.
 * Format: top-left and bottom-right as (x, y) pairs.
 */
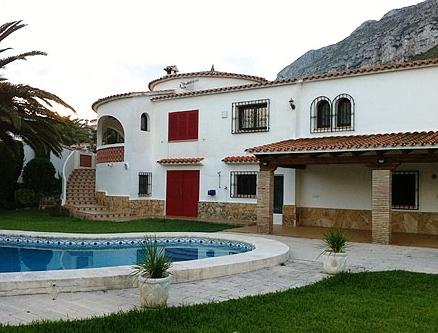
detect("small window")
(310, 96), (331, 133)
(316, 100), (331, 129)
(230, 171), (257, 198)
(138, 172), (152, 196)
(392, 171), (418, 210)
(141, 113), (149, 131)
(168, 110), (198, 141)
(232, 99), (269, 133)
(333, 94), (354, 130)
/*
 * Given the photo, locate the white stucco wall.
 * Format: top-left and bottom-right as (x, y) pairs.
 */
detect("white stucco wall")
(295, 66), (438, 137)
(296, 163), (438, 213)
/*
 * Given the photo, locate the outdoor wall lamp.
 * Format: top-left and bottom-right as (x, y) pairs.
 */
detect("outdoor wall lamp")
(262, 161), (269, 167)
(377, 157), (385, 164)
(289, 98), (296, 110)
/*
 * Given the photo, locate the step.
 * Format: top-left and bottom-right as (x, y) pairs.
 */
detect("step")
(71, 210), (134, 221)
(65, 204), (107, 212)
(66, 200), (97, 206)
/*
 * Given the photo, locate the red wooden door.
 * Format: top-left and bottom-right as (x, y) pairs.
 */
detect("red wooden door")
(166, 170), (200, 217)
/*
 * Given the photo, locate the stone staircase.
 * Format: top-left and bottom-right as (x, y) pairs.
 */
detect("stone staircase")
(65, 169), (133, 221)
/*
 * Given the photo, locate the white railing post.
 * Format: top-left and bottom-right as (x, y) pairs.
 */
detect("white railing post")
(61, 150), (76, 206)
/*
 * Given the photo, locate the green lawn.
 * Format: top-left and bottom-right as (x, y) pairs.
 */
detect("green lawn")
(0, 271), (436, 332)
(0, 210), (234, 233)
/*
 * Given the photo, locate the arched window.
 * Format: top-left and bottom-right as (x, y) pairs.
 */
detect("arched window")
(310, 96), (331, 133)
(141, 113), (149, 131)
(317, 100), (331, 129)
(333, 94), (354, 130)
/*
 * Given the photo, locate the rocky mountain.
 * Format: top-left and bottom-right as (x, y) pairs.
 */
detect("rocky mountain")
(277, 0), (438, 79)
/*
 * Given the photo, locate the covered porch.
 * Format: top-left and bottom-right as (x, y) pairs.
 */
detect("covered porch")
(246, 131), (438, 245)
(232, 225), (438, 249)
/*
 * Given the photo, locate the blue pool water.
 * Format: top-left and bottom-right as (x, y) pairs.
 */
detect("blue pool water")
(0, 236), (254, 273)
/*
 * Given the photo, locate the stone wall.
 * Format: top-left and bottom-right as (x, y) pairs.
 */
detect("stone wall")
(296, 206), (438, 235)
(198, 201), (256, 225)
(296, 207), (371, 230)
(393, 211), (438, 235)
(96, 192), (164, 217)
(283, 205), (296, 227)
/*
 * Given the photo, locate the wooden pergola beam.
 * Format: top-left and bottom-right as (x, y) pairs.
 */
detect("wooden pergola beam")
(256, 150), (438, 167)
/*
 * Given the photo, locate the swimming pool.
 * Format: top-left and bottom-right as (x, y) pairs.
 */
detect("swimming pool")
(0, 231), (289, 296)
(0, 235), (254, 273)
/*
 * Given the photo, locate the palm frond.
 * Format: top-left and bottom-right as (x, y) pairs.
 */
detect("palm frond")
(0, 21), (26, 43)
(0, 51), (47, 69)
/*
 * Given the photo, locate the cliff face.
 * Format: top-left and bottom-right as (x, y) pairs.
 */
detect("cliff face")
(277, 0), (438, 79)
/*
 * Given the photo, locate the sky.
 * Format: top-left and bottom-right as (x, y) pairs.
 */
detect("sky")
(1, 0), (422, 120)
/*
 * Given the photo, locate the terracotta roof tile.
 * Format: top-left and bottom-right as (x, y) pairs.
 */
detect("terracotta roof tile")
(148, 71), (268, 91)
(246, 131), (438, 154)
(222, 155), (258, 163)
(151, 57), (438, 101)
(157, 157), (204, 165)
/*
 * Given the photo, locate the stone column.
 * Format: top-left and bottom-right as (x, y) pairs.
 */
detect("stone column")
(257, 168), (275, 234)
(371, 169), (392, 244)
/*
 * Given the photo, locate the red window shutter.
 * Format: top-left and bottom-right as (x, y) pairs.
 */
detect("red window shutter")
(168, 110), (198, 141)
(168, 112), (178, 141)
(187, 110), (198, 139)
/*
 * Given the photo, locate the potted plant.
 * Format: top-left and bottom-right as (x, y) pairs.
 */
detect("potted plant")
(131, 237), (172, 307)
(320, 228), (348, 274)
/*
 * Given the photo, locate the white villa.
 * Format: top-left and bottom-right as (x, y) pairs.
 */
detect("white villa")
(63, 59), (438, 245)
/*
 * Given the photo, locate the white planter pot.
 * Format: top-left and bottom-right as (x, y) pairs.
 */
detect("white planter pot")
(138, 275), (171, 308)
(321, 252), (348, 274)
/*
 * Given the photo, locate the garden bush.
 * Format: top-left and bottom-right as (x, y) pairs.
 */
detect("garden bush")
(22, 158), (56, 194)
(14, 188), (37, 207)
(0, 141), (24, 208)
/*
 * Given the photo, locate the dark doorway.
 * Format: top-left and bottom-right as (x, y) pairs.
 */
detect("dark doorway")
(274, 175), (284, 214)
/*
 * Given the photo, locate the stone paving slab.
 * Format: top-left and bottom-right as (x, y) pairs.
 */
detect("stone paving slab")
(1, 234), (437, 326)
(0, 259), (326, 326)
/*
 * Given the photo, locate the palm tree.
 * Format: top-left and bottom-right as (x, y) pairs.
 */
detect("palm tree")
(0, 20), (75, 157)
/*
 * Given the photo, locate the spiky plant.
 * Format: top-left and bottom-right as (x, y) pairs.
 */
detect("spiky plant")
(0, 20), (74, 158)
(131, 236), (172, 279)
(322, 228), (348, 254)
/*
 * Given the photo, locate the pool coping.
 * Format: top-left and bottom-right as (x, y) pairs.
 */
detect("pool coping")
(0, 231), (289, 296)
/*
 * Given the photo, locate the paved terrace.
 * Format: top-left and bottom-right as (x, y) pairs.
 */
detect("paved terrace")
(1, 235), (437, 326)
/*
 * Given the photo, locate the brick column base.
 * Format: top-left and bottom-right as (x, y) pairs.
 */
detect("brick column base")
(257, 169), (275, 234)
(372, 169), (392, 244)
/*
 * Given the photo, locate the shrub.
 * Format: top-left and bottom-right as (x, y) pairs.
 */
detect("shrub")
(14, 188), (37, 207)
(22, 158), (56, 194)
(322, 228), (348, 254)
(131, 236), (172, 279)
(0, 141), (24, 208)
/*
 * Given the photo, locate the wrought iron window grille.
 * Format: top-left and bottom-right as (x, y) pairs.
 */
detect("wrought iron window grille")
(138, 172), (152, 196)
(230, 171), (258, 198)
(232, 99), (270, 134)
(310, 94), (355, 133)
(392, 171), (419, 210)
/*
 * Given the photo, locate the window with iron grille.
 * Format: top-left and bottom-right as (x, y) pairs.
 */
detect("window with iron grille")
(392, 171), (419, 210)
(310, 94), (354, 133)
(232, 99), (269, 133)
(230, 171), (257, 198)
(138, 172), (152, 196)
(333, 94), (354, 130)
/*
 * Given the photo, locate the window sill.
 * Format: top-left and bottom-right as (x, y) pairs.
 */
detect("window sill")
(168, 139), (199, 143)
